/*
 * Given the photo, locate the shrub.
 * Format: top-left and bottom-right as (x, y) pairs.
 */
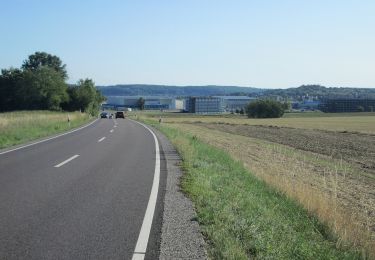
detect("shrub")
(245, 99), (285, 118)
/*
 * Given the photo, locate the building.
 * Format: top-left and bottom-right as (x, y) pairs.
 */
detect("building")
(319, 99), (375, 112)
(185, 97), (225, 114)
(292, 100), (321, 111)
(104, 96), (182, 110)
(214, 96), (256, 112)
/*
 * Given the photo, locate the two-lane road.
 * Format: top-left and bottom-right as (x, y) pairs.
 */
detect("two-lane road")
(0, 118), (163, 259)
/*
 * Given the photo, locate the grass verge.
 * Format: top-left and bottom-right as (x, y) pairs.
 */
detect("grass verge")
(143, 119), (361, 259)
(0, 110), (93, 149)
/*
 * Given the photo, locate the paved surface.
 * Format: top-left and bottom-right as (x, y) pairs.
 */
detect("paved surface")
(155, 129), (206, 259)
(0, 119), (165, 260)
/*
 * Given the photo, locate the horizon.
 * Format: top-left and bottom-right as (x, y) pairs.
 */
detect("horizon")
(97, 83), (375, 90)
(1, 1), (375, 88)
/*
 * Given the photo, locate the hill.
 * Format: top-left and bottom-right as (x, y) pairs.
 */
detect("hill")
(263, 85), (375, 100)
(97, 84), (263, 97)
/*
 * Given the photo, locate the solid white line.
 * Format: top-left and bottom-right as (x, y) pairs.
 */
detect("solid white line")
(110, 129), (114, 133)
(54, 154), (80, 168)
(0, 119), (98, 155)
(131, 120), (160, 260)
(98, 137), (106, 142)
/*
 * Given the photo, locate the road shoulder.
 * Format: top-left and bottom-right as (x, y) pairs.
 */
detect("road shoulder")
(153, 128), (207, 260)
(154, 129), (207, 259)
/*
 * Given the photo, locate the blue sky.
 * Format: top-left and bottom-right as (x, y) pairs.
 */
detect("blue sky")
(1, 0), (374, 88)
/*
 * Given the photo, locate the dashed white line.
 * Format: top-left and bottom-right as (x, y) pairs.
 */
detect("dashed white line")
(114, 125), (117, 128)
(131, 120), (160, 260)
(110, 129), (114, 133)
(54, 154), (80, 168)
(98, 137), (106, 142)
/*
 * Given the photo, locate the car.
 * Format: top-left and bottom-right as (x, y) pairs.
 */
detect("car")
(115, 111), (126, 119)
(100, 112), (109, 118)
(109, 113), (114, 119)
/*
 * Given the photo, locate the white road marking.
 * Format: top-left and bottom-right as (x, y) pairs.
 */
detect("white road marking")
(0, 119), (98, 155)
(131, 120), (160, 260)
(114, 125), (117, 128)
(110, 129), (114, 133)
(54, 154), (80, 168)
(98, 137), (106, 142)
(132, 253), (145, 260)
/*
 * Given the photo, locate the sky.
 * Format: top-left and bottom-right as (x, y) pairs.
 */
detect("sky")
(1, 0), (374, 88)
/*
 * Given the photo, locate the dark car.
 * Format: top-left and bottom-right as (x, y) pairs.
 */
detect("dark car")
(115, 111), (125, 119)
(100, 112), (109, 118)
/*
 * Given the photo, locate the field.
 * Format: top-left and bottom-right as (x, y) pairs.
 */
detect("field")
(0, 111), (93, 149)
(138, 111), (375, 258)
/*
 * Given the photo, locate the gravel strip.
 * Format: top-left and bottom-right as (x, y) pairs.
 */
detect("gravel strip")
(153, 128), (207, 260)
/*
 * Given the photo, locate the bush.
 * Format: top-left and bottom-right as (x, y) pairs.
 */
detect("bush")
(245, 99), (285, 118)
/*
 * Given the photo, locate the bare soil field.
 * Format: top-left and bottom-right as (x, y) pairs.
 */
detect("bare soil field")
(198, 123), (375, 177)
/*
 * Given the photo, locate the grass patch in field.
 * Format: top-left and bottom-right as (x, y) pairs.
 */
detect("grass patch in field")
(143, 119), (361, 259)
(0, 110), (92, 149)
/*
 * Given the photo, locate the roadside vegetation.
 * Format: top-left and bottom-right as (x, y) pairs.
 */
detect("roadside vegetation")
(140, 116), (362, 259)
(0, 111), (92, 149)
(0, 52), (105, 115)
(0, 52), (103, 149)
(136, 111), (374, 259)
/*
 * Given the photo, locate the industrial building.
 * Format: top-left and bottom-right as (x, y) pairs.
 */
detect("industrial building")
(104, 96), (183, 110)
(319, 99), (375, 112)
(214, 96), (256, 112)
(185, 97), (225, 114)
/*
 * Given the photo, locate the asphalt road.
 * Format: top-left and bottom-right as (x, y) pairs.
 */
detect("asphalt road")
(0, 118), (164, 260)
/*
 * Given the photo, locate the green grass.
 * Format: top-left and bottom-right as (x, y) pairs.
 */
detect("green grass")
(144, 119), (361, 259)
(0, 110), (93, 149)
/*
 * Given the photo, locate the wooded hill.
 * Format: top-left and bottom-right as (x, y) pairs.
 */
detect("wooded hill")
(98, 84), (375, 100)
(262, 85), (375, 100)
(97, 84), (263, 97)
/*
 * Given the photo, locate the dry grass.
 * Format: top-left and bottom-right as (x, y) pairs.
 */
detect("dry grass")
(143, 112), (375, 258)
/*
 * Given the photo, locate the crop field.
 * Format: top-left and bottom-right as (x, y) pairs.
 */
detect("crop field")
(138, 111), (375, 257)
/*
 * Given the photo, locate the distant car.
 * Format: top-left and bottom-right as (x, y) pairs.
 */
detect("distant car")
(109, 113), (114, 119)
(100, 112), (109, 118)
(115, 111), (125, 119)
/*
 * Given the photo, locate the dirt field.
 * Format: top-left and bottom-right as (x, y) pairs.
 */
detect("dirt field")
(198, 123), (375, 177)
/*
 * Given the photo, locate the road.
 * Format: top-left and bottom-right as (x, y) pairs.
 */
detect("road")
(0, 118), (164, 260)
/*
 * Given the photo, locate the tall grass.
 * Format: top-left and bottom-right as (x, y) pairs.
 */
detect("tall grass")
(0, 111), (92, 149)
(144, 119), (361, 259)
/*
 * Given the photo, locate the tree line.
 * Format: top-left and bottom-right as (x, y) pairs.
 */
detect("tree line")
(0, 52), (105, 115)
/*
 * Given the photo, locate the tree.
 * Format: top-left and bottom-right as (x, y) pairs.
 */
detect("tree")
(0, 68), (24, 111)
(245, 99), (285, 118)
(22, 51), (68, 80)
(64, 79), (105, 116)
(281, 101), (291, 111)
(137, 97), (145, 110)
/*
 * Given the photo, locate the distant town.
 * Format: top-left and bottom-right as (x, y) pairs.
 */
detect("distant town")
(100, 84), (375, 114)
